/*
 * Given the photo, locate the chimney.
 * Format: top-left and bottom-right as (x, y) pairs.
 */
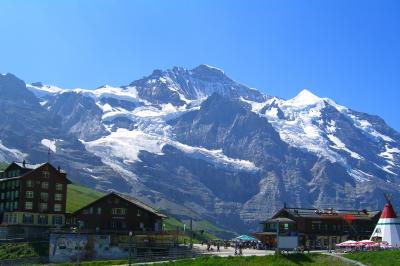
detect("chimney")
(57, 166), (61, 172)
(22, 160), (26, 168)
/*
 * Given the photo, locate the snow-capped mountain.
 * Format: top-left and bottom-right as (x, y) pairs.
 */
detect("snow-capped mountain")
(1, 66), (399, 233)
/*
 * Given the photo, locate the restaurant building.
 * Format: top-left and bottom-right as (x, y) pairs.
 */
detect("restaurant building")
(69, 192), (166, 233)
(254, 206), (381, 249)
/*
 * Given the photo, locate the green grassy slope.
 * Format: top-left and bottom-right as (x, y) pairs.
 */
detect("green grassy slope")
(66, 183), (105, 213)
(344, 250), (400, 266)
(0, 162), (8, 171)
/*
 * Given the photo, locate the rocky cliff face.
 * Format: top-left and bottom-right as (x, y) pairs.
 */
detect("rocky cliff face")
(0, 66), (399, 234)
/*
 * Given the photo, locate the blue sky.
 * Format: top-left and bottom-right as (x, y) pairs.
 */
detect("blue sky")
(0, 0), (399, 130)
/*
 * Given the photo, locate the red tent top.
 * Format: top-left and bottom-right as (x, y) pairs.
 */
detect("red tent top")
(381, 203), (397, 219)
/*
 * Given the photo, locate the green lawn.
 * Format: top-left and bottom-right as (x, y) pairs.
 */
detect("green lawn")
(0, 162), (8, 171)
(66, 183), (105, 213)
(154, 254), (350, 266)
(344, 250), (400, 266)
(0, 242), (48, 259)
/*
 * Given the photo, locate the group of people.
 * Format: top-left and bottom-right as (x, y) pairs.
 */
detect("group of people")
(234, 241), (243, 256)
(202, 240), (223, 252)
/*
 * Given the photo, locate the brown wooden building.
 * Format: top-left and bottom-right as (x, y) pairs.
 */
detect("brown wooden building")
(254, 207), (381, 249)
(70, 192), (166, 233)
(0, 161), (70, 232)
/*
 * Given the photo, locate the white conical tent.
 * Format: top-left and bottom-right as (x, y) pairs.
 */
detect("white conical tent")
(370, 201), (400, 247)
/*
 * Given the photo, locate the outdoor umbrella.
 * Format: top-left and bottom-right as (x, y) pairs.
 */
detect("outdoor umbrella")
(336, 240), (358, 247)
(235, 235), (257, 241)
(356, 240), (375, 246)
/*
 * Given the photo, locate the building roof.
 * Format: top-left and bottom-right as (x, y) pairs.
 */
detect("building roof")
(267, 207), (381, 222)
(73, 192), (167, 218)
(114, 192), (167, 218)
(266, 217), (296, 224)
(13, 162), (45, 170)
(0, 162), (71, 183)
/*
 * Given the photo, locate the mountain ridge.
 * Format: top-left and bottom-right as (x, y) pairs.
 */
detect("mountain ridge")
(0, 65), (399, 233)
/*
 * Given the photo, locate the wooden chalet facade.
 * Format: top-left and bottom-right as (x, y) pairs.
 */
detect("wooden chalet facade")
(0, 162), (70, 231)
(69, 192), (166, 233)
(255, 207), (381, 249)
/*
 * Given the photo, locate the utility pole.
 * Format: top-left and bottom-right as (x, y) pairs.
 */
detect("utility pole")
(189, 218), (193, 249)
(128, 231), (133, 266)
(275, 220), (280, 255)
(74, 220), (83, 266)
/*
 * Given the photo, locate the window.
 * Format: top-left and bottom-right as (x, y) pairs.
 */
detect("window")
(23, 214), (34, 224)
(55, 183), (63, 191)
(26, 180), (33, 188)
(15, 180), (19, 187)
(0, 193), (4, 200)
(25, 201), (33, 210)
(6, 191), (10, 199)
(0, 202), (3, 212)
(38, 215), (48, 225)
(1, 182), (5, 189)
(15, 190), (19, 198)
(39, 203), (48, 212)
(13, 201), (18, 210)
(25, 191), (34, 198)
(52, 216), (63, 225)
(43, 171), (50, 178)
(12, 214), (17, 224)
(41, 182), (49, 189)
(55, 194), (63, 201)
(97, 207), (102, 215)
(5, 202), (10, 211)
(54, 204), (62, 212)
(40, 192), (48, 202)
(89, 207), (93, 214)
(11, 181), (15, 189)
(111, 208), (126, 215)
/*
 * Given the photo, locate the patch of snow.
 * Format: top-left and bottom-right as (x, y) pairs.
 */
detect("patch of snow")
(84, 129), (165, 163)
(202, 64), (225, 74)
(348, 169), (371, 183)
(374, 163), (398, 175)
(0, 141), (28, 162)
(348, 114), (394, 142)
(84, 167), (93, 173)
(379, 145), (400, 167)
(265, 107), (278, 119)
(170, 142), (259, 172)
(286, 89), (324, 107)
(41, 139), (57, 153)
(71, 85), (143, 104)
(326, 120), (336, 133)
(327, 134), (363, 160)
(240, 97), (269, 113)
(27, 83), (63, 97)
(83, 126), (259, 173)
